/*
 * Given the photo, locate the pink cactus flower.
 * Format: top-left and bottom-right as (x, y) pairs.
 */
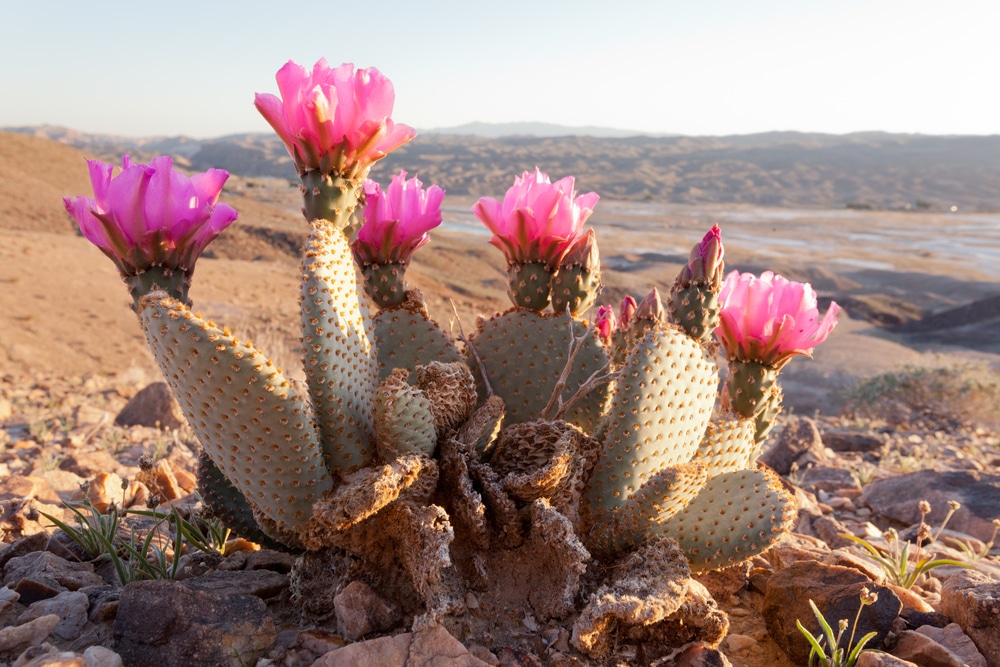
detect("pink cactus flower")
(715, 270), (841, 369)
(352, 171), (444, 266)
(255, 59), (416, 178)
(594, 305), (617, 343)
(472, 168), (599, 268)
(63, 155), (238, 276)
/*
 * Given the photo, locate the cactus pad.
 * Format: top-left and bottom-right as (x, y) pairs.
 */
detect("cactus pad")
(299, 222), (379, 474)
(585, 325), (718, 517)
(663, 466), (798, 572)
(138, 292), (333, 536)
(372, 369), (437, 461)
(373, 291), (463, 381)
(468, 309), (611, 432)
(692, 412), (759, 476)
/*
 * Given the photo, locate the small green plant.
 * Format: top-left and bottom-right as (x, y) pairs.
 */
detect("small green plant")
(850, 462), (878, 487)
(42, 494), (235, 585)
(796, 588), (880, 667)
(945, 518), (1000, 563)
(842, 500), (972, 588)
(40, 497), (123, 560)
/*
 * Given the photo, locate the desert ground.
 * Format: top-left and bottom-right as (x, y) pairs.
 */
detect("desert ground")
(1, 131), (999, 666)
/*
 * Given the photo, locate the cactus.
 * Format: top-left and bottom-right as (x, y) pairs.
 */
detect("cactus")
(65, 60), (844, 662)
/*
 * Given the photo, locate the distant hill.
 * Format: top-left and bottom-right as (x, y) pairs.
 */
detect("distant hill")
(6, 125), (1000, 211)
(421, 121), (662, 139)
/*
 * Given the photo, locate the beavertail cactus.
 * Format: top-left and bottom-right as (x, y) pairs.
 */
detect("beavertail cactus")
(65, 57), (843, 663)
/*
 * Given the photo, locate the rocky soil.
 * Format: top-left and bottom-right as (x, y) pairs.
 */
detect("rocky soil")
(1, 368), (998, 667)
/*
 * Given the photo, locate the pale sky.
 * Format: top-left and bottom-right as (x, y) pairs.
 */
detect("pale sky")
(2, 0), (997, 138)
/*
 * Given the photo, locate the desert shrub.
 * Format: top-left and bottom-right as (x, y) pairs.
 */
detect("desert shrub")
(843, 364), (1000, 431)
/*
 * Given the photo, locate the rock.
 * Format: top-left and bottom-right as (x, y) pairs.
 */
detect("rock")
(759, 417), (829, 476)
(724, 633), (757, 652)
(312, 624), (491, 666)
(0, 475), (63, 505)
(762, 560), (901, 664)
(939, 569), (1000, 666)
(115, 382), (184, 430)
(2, 553), (104, 604)
(58, 450), (121, 478)
(9, 644), (123, 667)
(80, 472), (140, 514)
(855, 652), (919, 667)
(819, 428), (887, 453)
(916, 623), (987, 667)
(862, 471), (1000, 543)
(333, 580), (401, 640)
(798, 466), (862, 494)
(113, 579), (276, 667)
(0, 532), (49, 570)
(179, 569), (289, 600)
(0, 498), (63, 542)
(0, 586), (20, 613)
(135, 459), (184, 502)
(664, 642), (734, 666)
(892, 628), (985, 667)
(16, 590), (89, 640)
(0, 614), (59, 653)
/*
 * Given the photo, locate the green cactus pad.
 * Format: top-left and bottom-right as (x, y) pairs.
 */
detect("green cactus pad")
(372, 369), (437, 461)
(668, 283), (720, 345)
(550, 266), (600, 317)
(373, 292), (463, 381)
(300, 222), (379, 475)
(196, 452), (294, 551)
(299, 171), (362, 231)
(138, 292), (333, 536)
(663, 466), (798, 572)
(585, 462), (708, 560)
(507, 262), (552, 311)
(361, 263), (407, 309)
(585, 325), (718, 517)
(724, 360), (779, 420)
(691, 412), (759, 476)
(468, 309), (611, 433)
(752, 381), (783, 447)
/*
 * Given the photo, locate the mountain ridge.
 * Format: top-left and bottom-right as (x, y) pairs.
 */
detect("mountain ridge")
(6, 125), (1000, 210)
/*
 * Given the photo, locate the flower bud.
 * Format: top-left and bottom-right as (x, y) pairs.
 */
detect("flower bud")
(919, 500), (932, 515)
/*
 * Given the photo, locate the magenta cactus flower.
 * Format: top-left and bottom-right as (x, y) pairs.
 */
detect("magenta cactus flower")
(255, 59), (416, 178)
(352, 171), (444, 267)
(715, 270), (841, 369)
(472, 168), (599, 268)
(63, 154), (238, 278)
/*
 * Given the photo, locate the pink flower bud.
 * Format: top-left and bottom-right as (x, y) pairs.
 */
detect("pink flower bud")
(715, 270), (841, 369)
(595, 305), (617, 342)
(255, 59), (416, 178)
(679, 224), (725, 289)
(472, 168), (599, 268)
(352, 171), (444, 266)
(63, 154), (238, 277)
(618, 295), (638, 329)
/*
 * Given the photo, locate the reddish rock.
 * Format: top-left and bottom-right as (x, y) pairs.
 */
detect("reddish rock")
(763, 560), (901, 664)
(333, 580), (401, 640)
(115, 382), (184, 430)
(939, 569), (1000, 666)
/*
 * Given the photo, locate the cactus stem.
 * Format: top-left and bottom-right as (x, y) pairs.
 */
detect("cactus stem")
(450, 299), (494, 397)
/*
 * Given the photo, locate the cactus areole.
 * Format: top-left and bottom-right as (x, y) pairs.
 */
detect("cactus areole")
(63, 59), (843, 662)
